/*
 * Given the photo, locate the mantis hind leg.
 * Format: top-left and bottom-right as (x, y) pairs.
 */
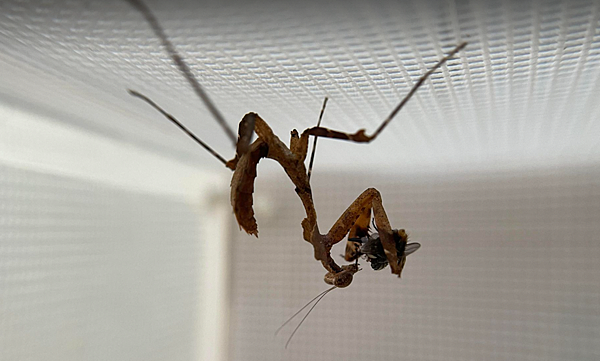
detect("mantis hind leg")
(300, 42), (467, 145)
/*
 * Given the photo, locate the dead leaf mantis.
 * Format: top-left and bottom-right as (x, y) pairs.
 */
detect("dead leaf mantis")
(125, 0), (466, 289)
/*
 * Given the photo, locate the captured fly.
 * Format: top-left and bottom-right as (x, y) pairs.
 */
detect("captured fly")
(347, 219), (421, 272)
(277, 225), (421, 348)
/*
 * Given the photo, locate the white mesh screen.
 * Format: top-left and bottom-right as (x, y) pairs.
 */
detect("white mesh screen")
(1, 0), (599, 360)
(1, 0), (599, 172)
(0, 164), (205, 361)
(230, 167), (600, 360)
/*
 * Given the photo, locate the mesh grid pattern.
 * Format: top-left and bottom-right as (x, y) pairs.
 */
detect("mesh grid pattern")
(0, 164), (204, 361)
(0, 0), (599, 171)
(1, 0), (600, 360)
(229, 167), (600, 360)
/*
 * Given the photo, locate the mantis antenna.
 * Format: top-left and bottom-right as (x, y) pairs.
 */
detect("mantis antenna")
(275, 286), (337, 348)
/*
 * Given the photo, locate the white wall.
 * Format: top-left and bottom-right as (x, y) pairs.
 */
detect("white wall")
(229, 167), (600, 360)
(0, 100), (231, 361)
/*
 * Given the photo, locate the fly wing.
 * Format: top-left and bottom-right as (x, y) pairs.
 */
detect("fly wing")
(359, 233), (382, 256)
(404, 242), (421, 256)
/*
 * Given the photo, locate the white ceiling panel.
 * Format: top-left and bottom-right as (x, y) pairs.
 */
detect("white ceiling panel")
(1, 0), (599, 174)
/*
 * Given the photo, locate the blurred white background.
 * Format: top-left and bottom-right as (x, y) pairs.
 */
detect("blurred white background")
(1, 0), (599, 360)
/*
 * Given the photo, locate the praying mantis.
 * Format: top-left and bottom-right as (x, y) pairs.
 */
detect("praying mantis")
(125, 0), (466, 289)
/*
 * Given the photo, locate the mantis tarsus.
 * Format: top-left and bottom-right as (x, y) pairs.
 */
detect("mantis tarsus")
(125, 0), (466, 289)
